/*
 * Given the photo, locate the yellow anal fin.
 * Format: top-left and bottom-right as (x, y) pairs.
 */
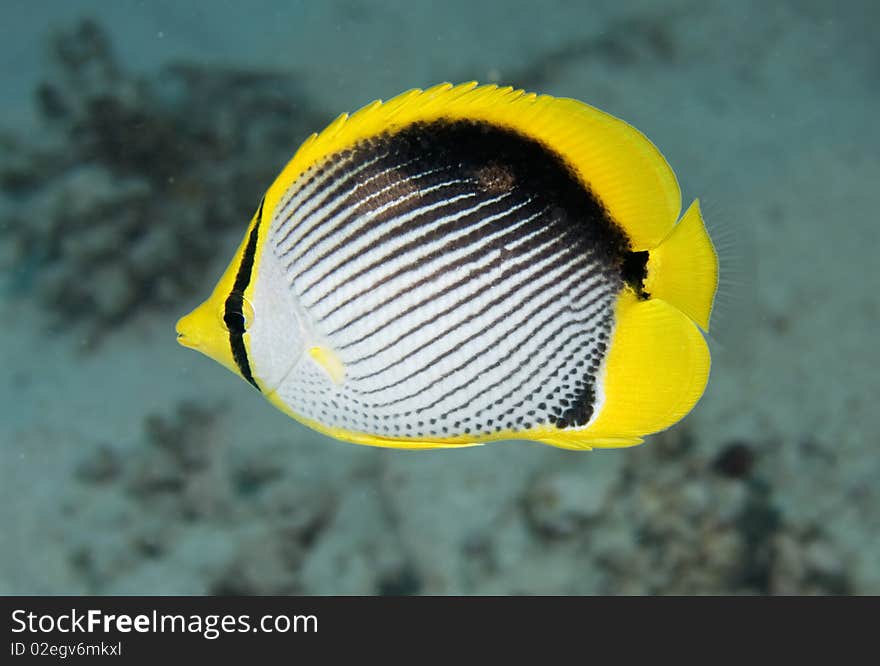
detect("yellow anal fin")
(645, 199), (719, 332)
(575, 290), (711, 442)
(308, 345), (346, 385)
(534, 433), (645, 450)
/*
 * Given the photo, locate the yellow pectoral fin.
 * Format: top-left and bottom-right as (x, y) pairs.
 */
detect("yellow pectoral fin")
(575, 290), (711, 443)
(308, 345), (346, 385)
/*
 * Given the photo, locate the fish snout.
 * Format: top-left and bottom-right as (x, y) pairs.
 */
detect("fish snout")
(175, 311), (201, 350)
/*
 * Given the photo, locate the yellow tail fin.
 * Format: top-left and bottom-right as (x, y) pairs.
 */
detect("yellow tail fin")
(644, 199), (718, 331)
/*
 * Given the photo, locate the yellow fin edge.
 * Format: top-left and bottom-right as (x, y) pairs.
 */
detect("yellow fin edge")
(262, 82), (682, 250)
(264, 389), (645, 451)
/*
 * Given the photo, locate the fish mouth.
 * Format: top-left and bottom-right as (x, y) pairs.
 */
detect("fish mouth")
(176, 331), (198, 350)
(175, 314), (200, 350)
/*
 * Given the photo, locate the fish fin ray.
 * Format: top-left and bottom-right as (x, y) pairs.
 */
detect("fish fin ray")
(533, 433), (645, 450)
(646, 199), (719, 331)
(307, 345), (346, 385)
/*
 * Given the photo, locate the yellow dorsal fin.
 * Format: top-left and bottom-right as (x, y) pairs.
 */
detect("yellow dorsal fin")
(645, 199), (719, 331)
(263, 82), (682, 250)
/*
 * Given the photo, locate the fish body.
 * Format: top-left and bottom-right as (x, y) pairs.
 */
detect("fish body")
(176, 82), (718, 450)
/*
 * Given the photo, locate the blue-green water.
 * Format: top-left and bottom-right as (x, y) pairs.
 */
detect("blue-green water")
(1, 0), (877, 594)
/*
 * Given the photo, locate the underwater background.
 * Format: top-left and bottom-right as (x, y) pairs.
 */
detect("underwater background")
(1, 0), (877, 594)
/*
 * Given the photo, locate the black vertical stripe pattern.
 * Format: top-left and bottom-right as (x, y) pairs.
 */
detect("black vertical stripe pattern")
(225, 197), (264, 390)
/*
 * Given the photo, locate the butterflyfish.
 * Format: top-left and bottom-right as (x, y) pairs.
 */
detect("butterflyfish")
(176, 82), (719, 450)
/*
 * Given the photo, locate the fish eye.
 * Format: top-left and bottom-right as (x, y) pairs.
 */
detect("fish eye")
(221, 292), (255, 334)
(223, 309), (246, 332)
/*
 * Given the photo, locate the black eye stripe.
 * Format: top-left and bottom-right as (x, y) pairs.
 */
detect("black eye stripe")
(223, 300), (247, 334)
(226, 197), (264, 390)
